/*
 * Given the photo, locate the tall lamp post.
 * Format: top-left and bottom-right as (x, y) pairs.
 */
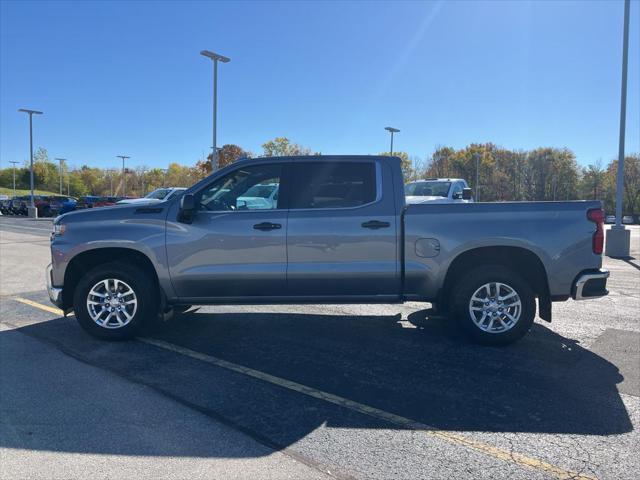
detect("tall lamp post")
(606, 0), (631, 257)
(18, 108), (43, 217)
(9, 161), (19, 197)
(54, 158), (66, 195)
(385, 127), (400, 154)
(117, 155), (130, 197)
(200, 50), (230, 172)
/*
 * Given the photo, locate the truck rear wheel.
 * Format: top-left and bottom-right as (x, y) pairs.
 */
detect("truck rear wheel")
(450, 265), (535, 346)
(73, 262), (157, 340)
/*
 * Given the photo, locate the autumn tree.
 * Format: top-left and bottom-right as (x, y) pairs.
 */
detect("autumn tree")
(195, 144), (251, 178)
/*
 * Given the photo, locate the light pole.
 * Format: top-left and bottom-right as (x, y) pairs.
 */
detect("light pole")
(18, 108), (43, 217)
(385, 127), (400, 154)
(117, 155), (130, 197)
(606, 0), (631, 257)
(475, 153), (480, 201)
(200, 50), (230, 172)
(9, 161), (19, 197)
(54, 158), (66, 195)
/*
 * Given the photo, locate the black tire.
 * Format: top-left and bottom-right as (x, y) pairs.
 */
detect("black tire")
(73, 262), (158, 340)
(450, 265), (535, 346)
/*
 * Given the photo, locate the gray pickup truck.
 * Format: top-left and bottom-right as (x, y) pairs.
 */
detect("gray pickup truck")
(47, 155), (609, 345)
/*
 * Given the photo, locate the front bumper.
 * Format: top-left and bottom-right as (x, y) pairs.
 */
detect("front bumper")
(572, 269), (609, 300)
(46, 263), (64, 309)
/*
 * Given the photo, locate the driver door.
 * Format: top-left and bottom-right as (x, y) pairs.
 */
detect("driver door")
(166, 162), (287, 300)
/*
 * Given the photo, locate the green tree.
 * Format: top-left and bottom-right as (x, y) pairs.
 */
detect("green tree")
(262, 137), (311, 157)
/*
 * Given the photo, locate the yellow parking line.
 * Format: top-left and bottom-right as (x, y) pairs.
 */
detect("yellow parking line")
(13, 297), (63, 315)
(14, 297), (596, 480)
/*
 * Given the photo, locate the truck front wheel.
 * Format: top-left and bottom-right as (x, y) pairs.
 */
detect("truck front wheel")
(450, 265), (535, 346)
(73, 262), (157, 340)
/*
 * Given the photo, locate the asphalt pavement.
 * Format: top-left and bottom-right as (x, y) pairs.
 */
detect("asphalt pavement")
(1, 215), (639, 480)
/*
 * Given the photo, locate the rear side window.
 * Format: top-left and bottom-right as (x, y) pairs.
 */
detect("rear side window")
(290, 162), (377, 209)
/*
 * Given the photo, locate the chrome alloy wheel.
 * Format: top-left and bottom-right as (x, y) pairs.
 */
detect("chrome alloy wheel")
(468, 282), (522, 334)
(87, 278), (138, 329)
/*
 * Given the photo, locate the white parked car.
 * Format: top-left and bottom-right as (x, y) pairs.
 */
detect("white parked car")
(117, 187), (186, 205)
(405, 179), (473, 204)
(237, 183), (279, 210)
(605, 215), (616, 224)
(622, 215), (634, 225)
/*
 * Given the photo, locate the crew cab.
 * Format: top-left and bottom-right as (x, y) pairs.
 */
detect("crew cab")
(47, 155), (609, 345)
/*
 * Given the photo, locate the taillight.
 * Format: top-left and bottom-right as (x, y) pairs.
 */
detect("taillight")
(587, 208), (604, 255)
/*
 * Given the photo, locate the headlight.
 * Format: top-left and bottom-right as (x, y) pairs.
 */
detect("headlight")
(52, 223), (66, 237)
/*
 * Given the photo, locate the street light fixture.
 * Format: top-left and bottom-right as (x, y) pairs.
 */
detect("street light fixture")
(9, 161), (19, 197)
(385, 127), (400, 155)
(117, 155), (130, 197)
(18, 108), (43, 216)
(54, 158), (66, 195)
(200, 50), (230, 172)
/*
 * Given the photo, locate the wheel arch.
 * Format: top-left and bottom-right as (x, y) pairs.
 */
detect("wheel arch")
(439, 246), (551, 321)
(63, 247), (160, 310)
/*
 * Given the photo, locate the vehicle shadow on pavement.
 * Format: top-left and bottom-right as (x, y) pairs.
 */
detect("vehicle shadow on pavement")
(1, 309), (633, 458)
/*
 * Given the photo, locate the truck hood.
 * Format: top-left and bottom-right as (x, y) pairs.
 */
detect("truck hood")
(116, 198), (162, 205)
(405, 195), (451, 204)
(54, 203), (148, 224)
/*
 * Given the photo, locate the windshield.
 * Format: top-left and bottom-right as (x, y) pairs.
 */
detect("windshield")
(145, 188), (171, 200)
(241, 185), (277, 198)
(405, 181), (451, 198)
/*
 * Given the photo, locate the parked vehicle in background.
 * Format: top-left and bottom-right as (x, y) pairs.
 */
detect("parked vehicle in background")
(75, 196), (120, 210)
(622, 215), (634, 224)
(12, 195), (41, 215)
(45, 196), (77, 216)
(605, 215), (616, 224)
(237, 183), (279, 209)
(405, 178), (473, 204)
(116, 187), (186, 205)
(48, 155), (608, 346)
(0, 196), (11, 214)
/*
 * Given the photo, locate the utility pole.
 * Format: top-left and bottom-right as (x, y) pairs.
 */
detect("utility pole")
(200, 50), (231, 172)
(54, 158), (66, 195)
(475, 153), (480, 201)
(18, 108), (43, 217)
(385, 127), (400, 154)
(607, 0), (632, 257)
(117, 155), (130, 197)
(9, 161), (19, 197)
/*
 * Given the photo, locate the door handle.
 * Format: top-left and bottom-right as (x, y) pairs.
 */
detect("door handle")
(361, 220), (390, 229)
(253, 222), (282, 231)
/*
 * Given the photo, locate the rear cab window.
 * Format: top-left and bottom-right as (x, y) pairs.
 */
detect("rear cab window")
(289, 162), (377, 209)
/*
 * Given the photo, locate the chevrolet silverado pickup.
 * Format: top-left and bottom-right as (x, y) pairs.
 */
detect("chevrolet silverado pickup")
(47, 155), (609, 345)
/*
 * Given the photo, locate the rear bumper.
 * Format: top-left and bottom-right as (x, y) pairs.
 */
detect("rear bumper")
(572, 269), (609, 300)
(46, 263), (64, 309)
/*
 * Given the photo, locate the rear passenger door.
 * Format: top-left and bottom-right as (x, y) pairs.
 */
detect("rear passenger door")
(286, 159), (400, 298)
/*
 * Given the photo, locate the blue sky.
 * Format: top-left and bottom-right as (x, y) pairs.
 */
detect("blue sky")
(1, 0), (638, 170)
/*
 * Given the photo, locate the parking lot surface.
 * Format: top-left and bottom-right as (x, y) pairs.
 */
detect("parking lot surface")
(1, 216), (639, 479)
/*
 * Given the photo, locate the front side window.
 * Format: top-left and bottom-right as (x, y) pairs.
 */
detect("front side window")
(197, 164), (282, 211)
(289, 162), (377, 209)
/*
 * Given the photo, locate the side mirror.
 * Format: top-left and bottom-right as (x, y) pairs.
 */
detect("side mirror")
(178, 193), (195, 224)
(462, 188), (473, 200)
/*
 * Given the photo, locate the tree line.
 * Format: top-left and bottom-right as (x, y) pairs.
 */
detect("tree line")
(1, 139), (638, 216)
